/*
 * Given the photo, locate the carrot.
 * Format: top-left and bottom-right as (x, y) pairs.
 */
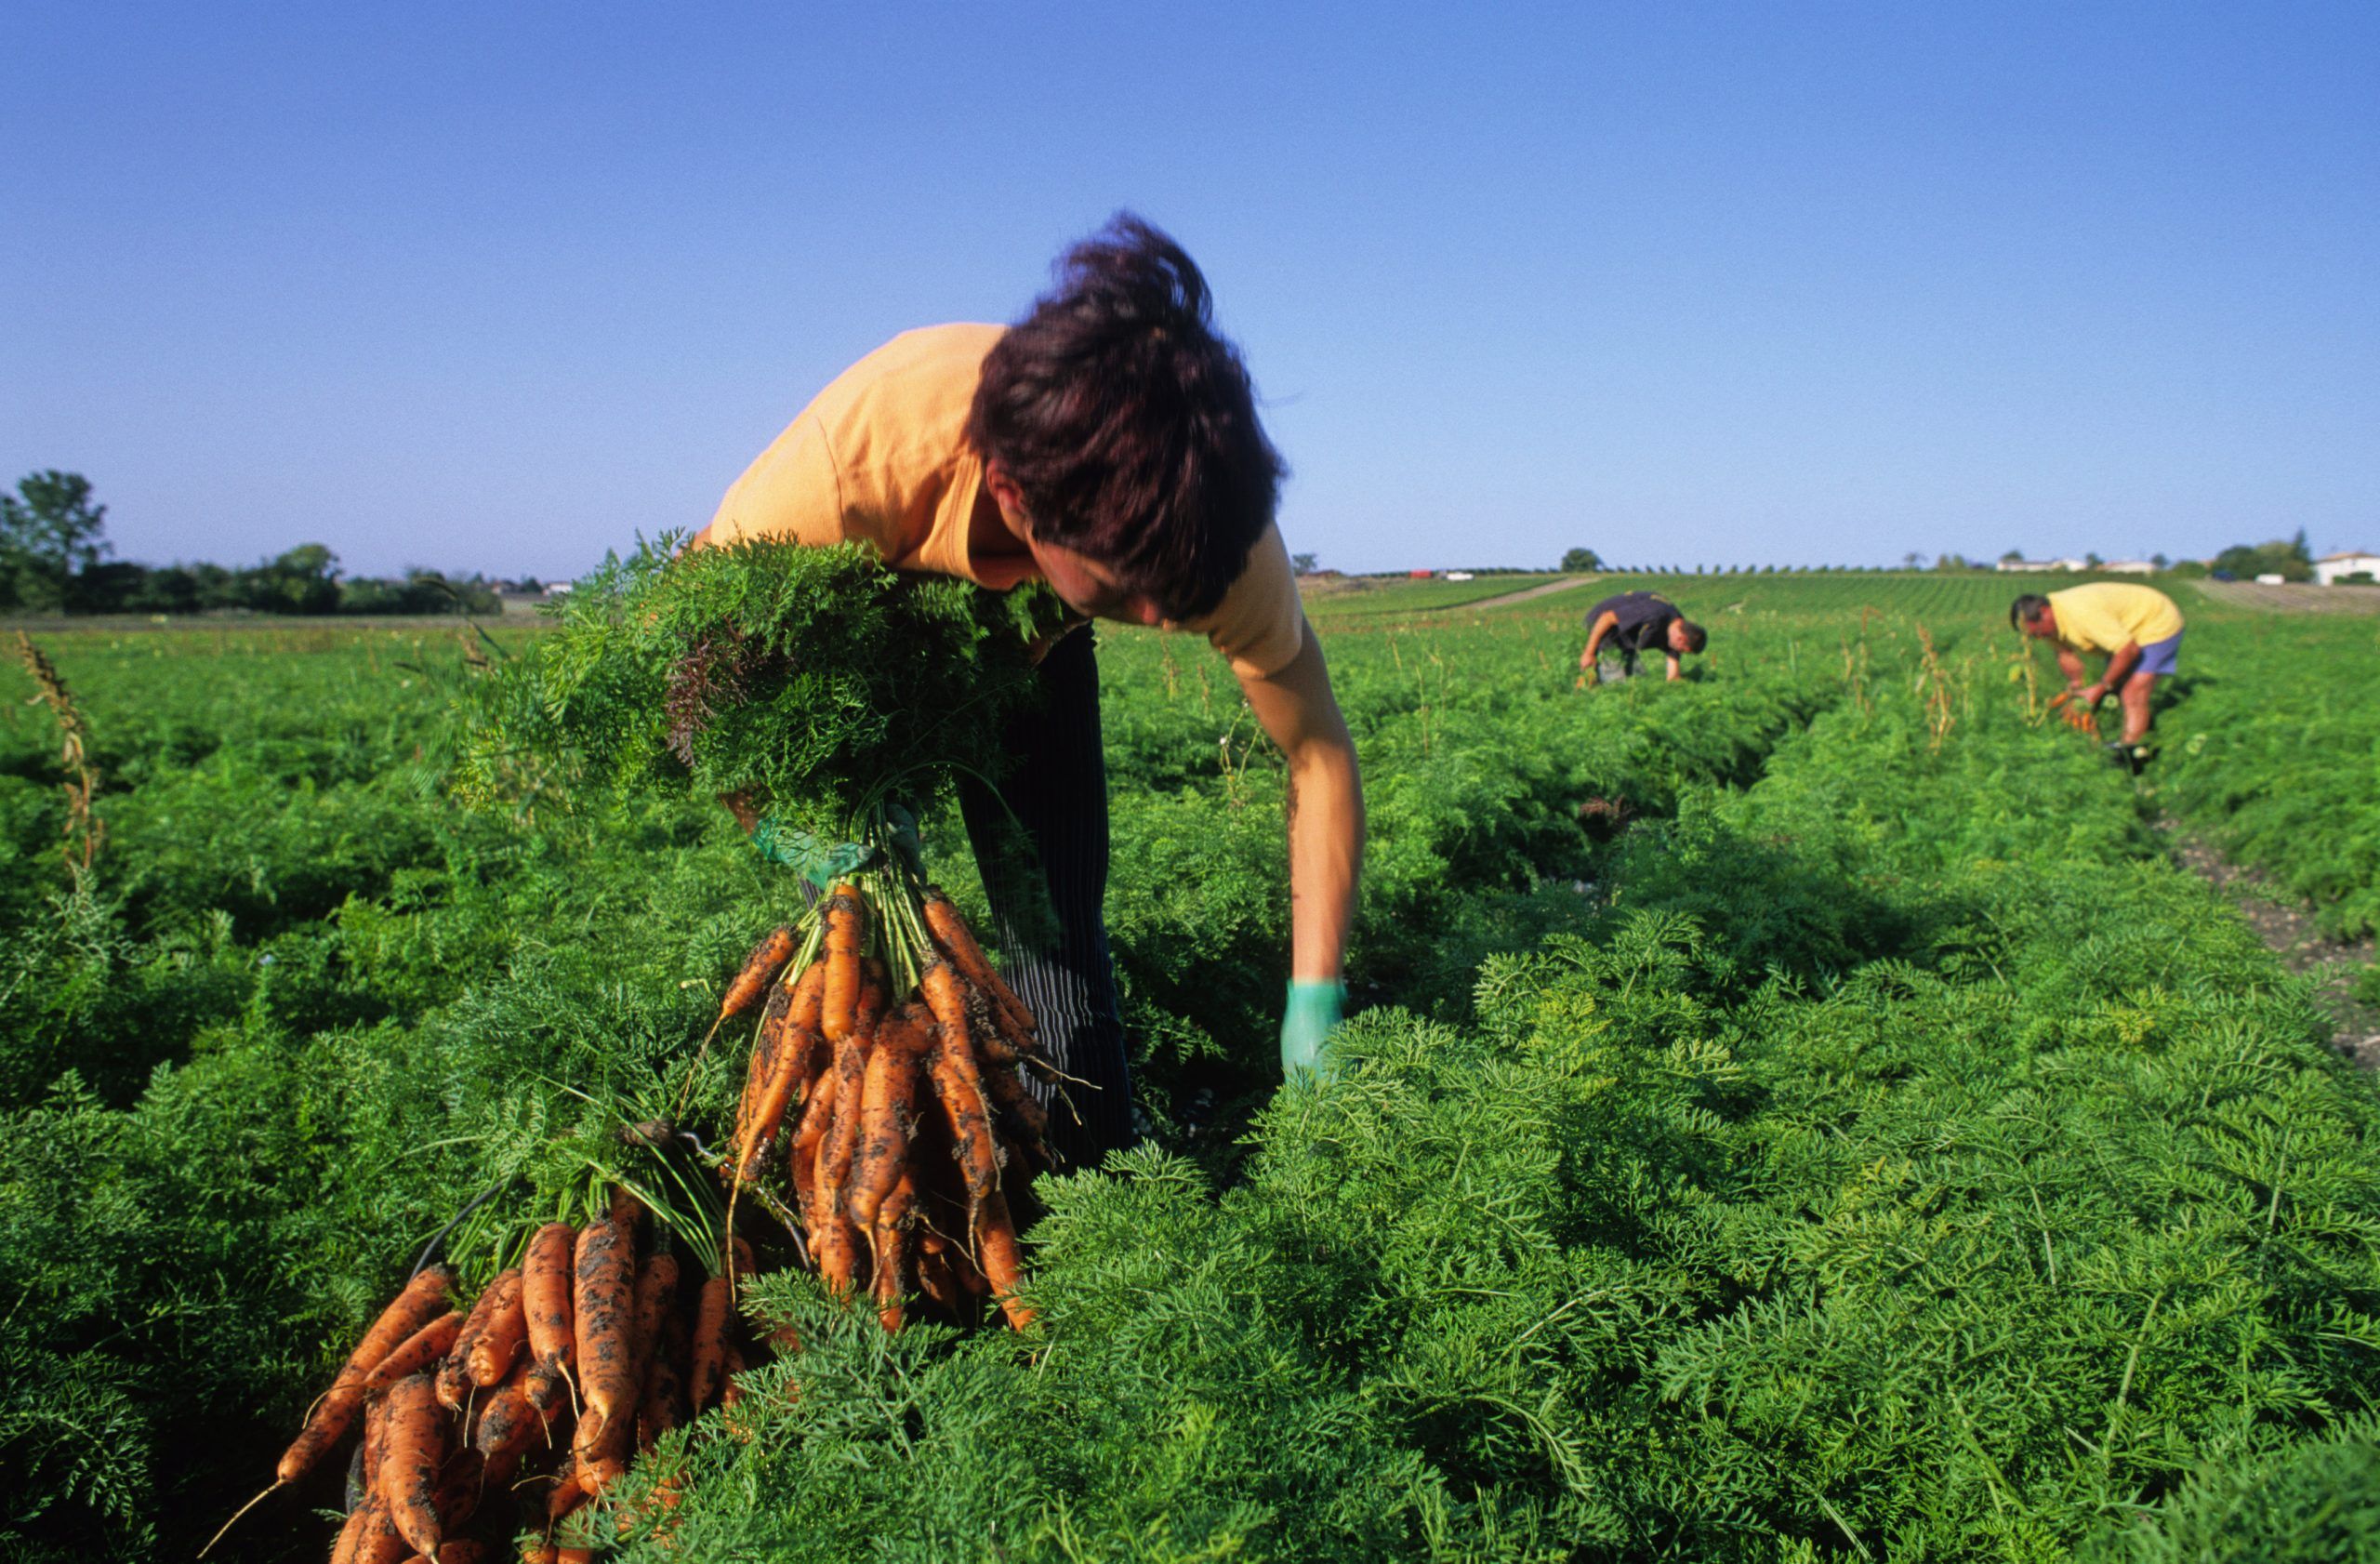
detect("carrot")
(719, 925), (796, 1021)
(813, 1205), (860, 1297)
(818, 890), (867, 1042)
(271, 1265), (453, 1487)
(736, 1022), (825, 1182)
(980, 1059), (1055, 1171)
(571, 1219), (638, 1449)
(974, 1190), (1036, 1331)
(524, 1360), (571, 1420)
(637, 1306), (690, 1450)
(522, 1224), (577, 1377)
(849, 1014), (932, 1234)
(816, 1016), (877, 1216)
(470, 1359), (551, 1468)
(922, 888), (1037, 1039)
(734, 982), (797, 1151)
(920, 959), (1009, 1179)
(788, 1049), (840, 1209)
(871, 1171), (919, 1332)
(628, 1253), (679, 1382)
(465, 1270), (527, 1387)
(430, 1449), (484, 1534)
(927, 1023), (1001, 1209)
(345, 1494), (409, 1564)
(687, 1273), (732, 1412)
(721, 1342), (749, 1412)
(378, 1372), (447, 1556)
(399, 1544), (487, 1564)
(789, 950), (828, 1033)
(364, 1309), (467, 1397)
(438, 1269), (517, 1411)
(915, 1243), (962, 1319)
(608, 1184), (647, 1238)
(330, 1500), (371, 1564)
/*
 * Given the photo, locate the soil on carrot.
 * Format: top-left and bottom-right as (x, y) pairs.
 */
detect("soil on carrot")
(2164, 822), (2380, 1067)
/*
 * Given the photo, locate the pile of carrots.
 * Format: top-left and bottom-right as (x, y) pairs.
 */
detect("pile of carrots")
(720, 879), (1063, 1334)
(214, 1187), (752, 1563)
(220, 877), (1061, 1559)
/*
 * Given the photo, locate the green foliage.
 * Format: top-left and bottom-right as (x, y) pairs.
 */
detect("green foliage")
(456, 538), (1069, 836)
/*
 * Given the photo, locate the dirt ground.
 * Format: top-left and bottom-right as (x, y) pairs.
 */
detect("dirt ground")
(2165, 824), (2380, 1067)
(2191, 578), (2380, 615)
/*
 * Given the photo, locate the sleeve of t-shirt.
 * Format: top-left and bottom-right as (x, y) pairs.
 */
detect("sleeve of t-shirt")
(1187, 524), (1306, 681)
(700, 414), (850, 550)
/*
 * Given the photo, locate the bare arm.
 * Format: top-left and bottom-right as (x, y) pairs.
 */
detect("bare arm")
(2055, 646), (2088, 688)
(1580, 610), (1619, 669)
(2087, 642), (2142, 700)
(1238, 629), (1364, 983)
(1665, 652), (1684, 683)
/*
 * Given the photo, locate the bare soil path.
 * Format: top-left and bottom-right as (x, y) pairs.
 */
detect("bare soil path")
(2191, 579), (2380, 615)
(1467, 574), (1601, 610)
(2164, 823), (2380, 1067)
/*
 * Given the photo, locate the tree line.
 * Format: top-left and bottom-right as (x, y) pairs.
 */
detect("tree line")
(0, 471), (519, 616)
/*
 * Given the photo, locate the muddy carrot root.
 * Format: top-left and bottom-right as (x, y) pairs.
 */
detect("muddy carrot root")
(737, 1018), (826, 1181)
(522, 1224), (577, 1378)
(974, 1191), (1036, 1331)
(688, 1274), (732, 1412)
(465, 1270), (527, 1387)
(378, 1373), (446, 1556)
(922, 888), (1037, 1036)
(871, 1173), (919, 1332)
(928, 1026), (1001, 1209)
(572, 1219), (638, 1451)
(849, 1013), (932, 1234)
(438, 1268), (517, 1410)
(638, 1306), (690, 1450)
(364, 1310), (467, 1397)
(734, 982), (796, 1148)
(719, 925), (797, 1022)
(271, 1264), (454, 1489)
(980, 1058), (1056, 1170)
(471, 1359), (556, 1468)
(819, 891), (867, 1042)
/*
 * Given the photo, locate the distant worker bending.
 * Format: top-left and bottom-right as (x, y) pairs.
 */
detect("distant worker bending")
(2010, 582), (2185, 748)
(1579, 590), (1706, 686)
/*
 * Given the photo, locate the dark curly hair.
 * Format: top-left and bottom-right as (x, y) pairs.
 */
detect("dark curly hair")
(966, 214), (1286, 621)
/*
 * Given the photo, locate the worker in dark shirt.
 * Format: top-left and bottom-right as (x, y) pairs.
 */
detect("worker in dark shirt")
(1578, 590), (1706, 686)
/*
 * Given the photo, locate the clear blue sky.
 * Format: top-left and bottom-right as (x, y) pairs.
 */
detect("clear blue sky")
(6, 2), (2375, 579)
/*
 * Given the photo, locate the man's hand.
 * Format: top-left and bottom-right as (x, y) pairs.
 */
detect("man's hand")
(1579, 663), (1601, 690)
(1281, 979), (1346, 1078)
(2080, 683), (2109, 708)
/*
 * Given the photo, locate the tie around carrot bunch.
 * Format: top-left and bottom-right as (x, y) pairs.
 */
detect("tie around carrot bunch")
(714, 859), (1064, 1336)
(211, 1187), (763, 1563)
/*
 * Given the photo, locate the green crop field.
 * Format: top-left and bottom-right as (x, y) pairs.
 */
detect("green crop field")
(6, 571), (2379, 1562)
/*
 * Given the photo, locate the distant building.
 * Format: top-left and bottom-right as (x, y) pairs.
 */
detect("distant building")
(1408, 568), (1434, 578)
(1444, 571), (1474, 581)
(2255, 574), (2287, 585)
(2315, 550), (2380, 585)
(1995, 557), (2089, 573)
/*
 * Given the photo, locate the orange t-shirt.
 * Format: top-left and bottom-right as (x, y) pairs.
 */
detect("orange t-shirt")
(702, 324), (1307, 681)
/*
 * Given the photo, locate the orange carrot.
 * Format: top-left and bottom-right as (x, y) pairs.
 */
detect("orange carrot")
(813, 1205), (860, 1297)
(522, 1224), (577, 1377)
(871, 1172), (919, 1332)
(980, 1059), (1055, 1171)
(927, 1025), (1001, 1209)
(920, 959), (1008, 1172)
(818, 890), (867, 1042)
(607, 1184), (646, 1238)
(524, 1360), (571, 1420)
(471, 1359), (553, 1469)
(637, 1306), (690, 1451)
(687, 1273), (732, 1412)
(735, 982), (797, 1149)
(273, 1265), (453, 1487)
(849, 1014), (932, 1234)
(571, 1219), (638, 1448)
(330, 1500), (370, 1564)
(628, 1252), (679, 1381)
(974, 1190), (1036, 1331)
(788, 1050), (840, 1209)
(915, 1243), (962, 1319)
(789, 950), (828, 1033)
(346, 1494), (408, 1564)
(364, 1309), (467, 1397)
(378, 1372), (446, 1556)
(736, 1021), (824, 1182)
(465, 1270), (527, 1387)
(816, 1019), (876, 1217)
(719, 925), (796, 1021)
(438, 1269), (517, 1410)
(430, 1449), (483, 1534)
(922, 888), (1037, 1037)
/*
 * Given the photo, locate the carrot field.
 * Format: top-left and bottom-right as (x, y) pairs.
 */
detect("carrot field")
(6, 573), (2379, 1562)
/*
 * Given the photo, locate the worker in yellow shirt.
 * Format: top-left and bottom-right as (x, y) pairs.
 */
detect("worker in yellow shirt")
(2010, 583), (2186, 749)
(692, 216), (1366, 1146)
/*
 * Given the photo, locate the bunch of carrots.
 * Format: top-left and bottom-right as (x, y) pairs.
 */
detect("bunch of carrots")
(2046, 688), (2104, 734)
(220, 859), (1061, 1559)
(214, 1186), (759, 1563)
(715, 872), (1065, 1334)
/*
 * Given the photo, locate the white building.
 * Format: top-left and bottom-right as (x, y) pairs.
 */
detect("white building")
(2314, 551), (2380, 585)
(1996, 557), (2090, 573)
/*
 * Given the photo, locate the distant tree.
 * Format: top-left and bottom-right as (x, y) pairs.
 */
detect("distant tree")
(1901, 551), (1926, 571)
(2000, 548), (2025, 563)
(2150, 552), (2170, 570)
(1934, 552), (1969, 572)
(0, 471), (112, 612)
(1559, 547), (1603, 572)
(2083, 551), (2104, 569)
(1290, 551), (1319, 577)
(240, 544), (343, 615)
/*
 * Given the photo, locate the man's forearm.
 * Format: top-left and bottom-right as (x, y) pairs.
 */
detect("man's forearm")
(1286, 741), (1363, 982)
(2056, 648), (2087, 685)
(2101, 644), (2141, 690)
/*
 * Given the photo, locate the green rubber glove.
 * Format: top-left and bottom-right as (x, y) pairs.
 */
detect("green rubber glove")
(1281, 979), (1347, 1079)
